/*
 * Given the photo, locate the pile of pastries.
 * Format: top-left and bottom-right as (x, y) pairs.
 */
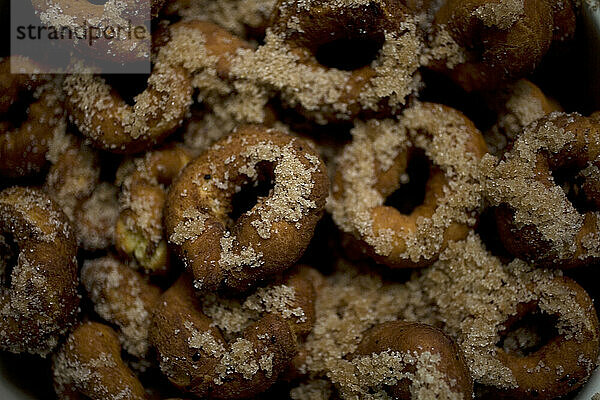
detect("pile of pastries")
(1, 0), (599, 399)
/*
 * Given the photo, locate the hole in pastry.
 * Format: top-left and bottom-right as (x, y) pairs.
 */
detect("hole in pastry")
(384, 149), (430, 215)
(229, 161), (275, 224)
(552, 166), (596, 213)
(102, 73), (150, 106)
(497, 307), (559, 357)
(476, 208), (513, 262)
(315, 34), (384, 71)
(87, 0), (109, 5)
(3, 92), (35, 130)
(0, 233), (19, 288)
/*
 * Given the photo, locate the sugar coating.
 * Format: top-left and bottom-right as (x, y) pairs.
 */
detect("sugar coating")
(76, 182), (119, 250)
(329, 103), (483, 262)
(170, 207), (210, 245)
(81, 258), (156, 357)
(485, 80), (554, 155)
(420, 26), (466, 69)
(419, 233), (595, 388)
(472, 0), (525, 29)
(296, 260), (438, 395)
(165, 0), (276, 37)
(231, 22), (421, 123)
(333, 350), (461, 399)
(63, 56), (191, 146)
(482, 112), (596, 259)
(53, 350), (126, 400)
(158, 22), (271, 143)
(200, 280), (304, 340)
(184, 321), (274, 384)
(240, 141), (320, 239)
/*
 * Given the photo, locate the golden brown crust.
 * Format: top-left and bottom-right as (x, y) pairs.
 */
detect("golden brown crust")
(81, 255), (162, 358)
(330, 102), (487, 268)
(149, 266), (319, 399)
(354, 321), (473, 399)
(52, 322), (147, 400)
(487, 113), (600, 267)
(165, 126), (328, 292)
(115, 144), (192, 274)
(431, 0), (554, 91)
(0, 57), (65, 179)
(0, 187), (78, 356)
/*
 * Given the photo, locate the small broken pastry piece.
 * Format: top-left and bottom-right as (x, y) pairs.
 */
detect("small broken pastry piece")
(115, 144), (192, 274)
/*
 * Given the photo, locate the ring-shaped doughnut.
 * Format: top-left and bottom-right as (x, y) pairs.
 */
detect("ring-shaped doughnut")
(0, 186), (78, 356)
(231, 0), (421, 123)
(165, 125), (328, 291)
(484, 112), (600, 267)
(431, 0), (554, 91)
(149, 266), (317, 398)
(420, 233), (600, 399)
(330, 102), (487, 268)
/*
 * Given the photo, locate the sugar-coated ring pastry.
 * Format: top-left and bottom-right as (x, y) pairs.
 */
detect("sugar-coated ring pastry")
(489, 276), (599, 399)
(165, 125), (328, 291)
(149, 266), (318, 399)
(0, 57), (65, 179)
(352, 321), (473, 399)
(431, 0), (554, 91)
(30, 0), (164, 63)
(116, 144), (192, 274)
(44, 136), (119, 251)
(63, 56), (193, 155)
(81, 255), (162, 358)
(330, 102), (487, 268)
(420, 233), (600, 399)
(233, 0), (421, 124)
(484, 112), (600, 267)
(484, 79), (562, 156)
(0, 187), (78, 356)
(52, 322), (147, 400)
